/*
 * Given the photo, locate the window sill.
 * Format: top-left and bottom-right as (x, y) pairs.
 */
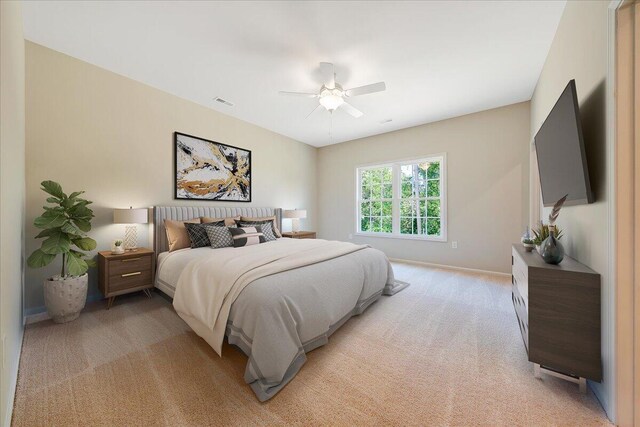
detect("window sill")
(354, 232), (447, 242)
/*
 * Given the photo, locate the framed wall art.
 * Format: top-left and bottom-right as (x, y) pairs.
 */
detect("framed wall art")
(174, 132), (251, 201)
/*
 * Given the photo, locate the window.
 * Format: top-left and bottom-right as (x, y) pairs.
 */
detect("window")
(357, 155), (446, 241)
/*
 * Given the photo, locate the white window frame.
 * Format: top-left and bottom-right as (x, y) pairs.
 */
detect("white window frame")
(355, 153), (447, 242)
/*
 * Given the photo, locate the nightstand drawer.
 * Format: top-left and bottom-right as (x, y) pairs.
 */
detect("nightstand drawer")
(109, 270), (153, 292)
(109, 256), (152, 277)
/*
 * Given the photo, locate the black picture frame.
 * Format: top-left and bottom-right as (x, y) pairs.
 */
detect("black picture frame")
(174, 131), (252, 202)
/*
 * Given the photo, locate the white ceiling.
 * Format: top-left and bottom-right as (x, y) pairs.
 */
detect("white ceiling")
(22, 1), (565, 147)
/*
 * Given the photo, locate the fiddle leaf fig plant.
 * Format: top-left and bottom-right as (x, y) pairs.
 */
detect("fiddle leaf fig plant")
(27, 181), (97, 277)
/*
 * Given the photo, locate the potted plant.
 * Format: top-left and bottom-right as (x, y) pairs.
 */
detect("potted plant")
(532, 222), (564, 253)
(522, 238), (535, 252)
(27, 181), (97, 323)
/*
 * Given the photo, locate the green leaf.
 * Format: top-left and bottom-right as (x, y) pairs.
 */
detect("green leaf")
(85, 258), (97, 268)
(61, 222), (82, 236)
(73, 219), (91, 232)
(46, 197), (61, 204)
(66, 251), (88, 276)
(34, 211), (66, 229)
(69, 204), (93, 220)
(27, 249), (56, 268)
(35, 229), (55, 239)
(68, 191), (84, 200)
(42, 206), (64, 213)
(41, 231), (71, 255)
(61, 198), (75, 209)
(72, 237), (96, 251)
(41, 181), (65, 199)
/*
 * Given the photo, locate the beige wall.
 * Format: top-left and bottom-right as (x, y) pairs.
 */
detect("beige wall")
(317, 101), (530, 274)
(529, 0), (613, 418)
(25, 42), (317, 313)
(0, 1), (26, 424)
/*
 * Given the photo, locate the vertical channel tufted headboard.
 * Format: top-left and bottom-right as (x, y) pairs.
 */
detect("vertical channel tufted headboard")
(153, 206), (282, 255)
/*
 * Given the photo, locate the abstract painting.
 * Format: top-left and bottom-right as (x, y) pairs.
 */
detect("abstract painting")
(175, 132), (251, 201)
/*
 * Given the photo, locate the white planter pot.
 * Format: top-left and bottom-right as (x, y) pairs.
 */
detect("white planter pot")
(43, 274), (88, 323)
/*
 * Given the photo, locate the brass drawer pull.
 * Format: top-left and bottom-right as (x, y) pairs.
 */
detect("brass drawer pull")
(121, 272), (141, 278)
(122, 258), (141, 262)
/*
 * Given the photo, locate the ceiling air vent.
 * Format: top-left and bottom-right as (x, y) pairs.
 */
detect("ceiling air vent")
(213, 97), (234, 107)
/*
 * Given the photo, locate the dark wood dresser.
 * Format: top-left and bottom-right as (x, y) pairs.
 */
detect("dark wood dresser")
(511, 244), (601, 391)
(98, 248), (155, 309)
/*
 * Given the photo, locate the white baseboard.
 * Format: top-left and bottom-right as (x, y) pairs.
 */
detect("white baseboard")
(389, 258), (511, 278)
(24, 311), (51, 325)
(3, 326), (24, 427)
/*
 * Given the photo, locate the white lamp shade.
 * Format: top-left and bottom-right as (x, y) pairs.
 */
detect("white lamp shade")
(283, 209), (307, 219)
(113, 208), (148, 224)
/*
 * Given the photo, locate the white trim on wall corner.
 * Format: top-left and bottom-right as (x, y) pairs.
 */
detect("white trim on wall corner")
(3, 327), (24, 427)
(389, 257), (511, 278)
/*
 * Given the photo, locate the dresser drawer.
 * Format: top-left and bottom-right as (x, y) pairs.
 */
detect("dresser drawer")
(109, 255), (152, 277)
(109, 270), (153, 292)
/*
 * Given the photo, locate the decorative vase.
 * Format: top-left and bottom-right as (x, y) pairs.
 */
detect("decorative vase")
(43, 274), (88, 323)
(112, 246), (124, 255)
(540, 225), (564, 264)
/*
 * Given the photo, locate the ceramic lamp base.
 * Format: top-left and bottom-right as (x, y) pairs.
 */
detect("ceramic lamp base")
(291, 218), (300, 233)
(124, 225), (138, 250)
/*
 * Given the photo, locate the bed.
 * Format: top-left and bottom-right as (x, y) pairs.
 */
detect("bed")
(153, 206), (407, 401)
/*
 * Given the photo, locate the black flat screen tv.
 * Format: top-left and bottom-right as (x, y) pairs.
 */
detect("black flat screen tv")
(534, 79), (593, 207)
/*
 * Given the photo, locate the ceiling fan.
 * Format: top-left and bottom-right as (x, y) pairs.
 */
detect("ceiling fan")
(279, 62), (386, 119)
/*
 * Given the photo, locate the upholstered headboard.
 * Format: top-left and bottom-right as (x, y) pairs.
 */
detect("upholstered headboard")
(153, 206), (282, 255)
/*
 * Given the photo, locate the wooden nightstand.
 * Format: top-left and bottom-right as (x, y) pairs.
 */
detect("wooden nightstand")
(98, 248), (155, 309)
(282, 231), (316, 239)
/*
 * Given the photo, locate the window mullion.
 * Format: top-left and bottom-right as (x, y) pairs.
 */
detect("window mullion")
(392, 164), (400, 235)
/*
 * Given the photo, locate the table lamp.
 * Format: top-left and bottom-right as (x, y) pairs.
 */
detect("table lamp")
(113, 207), (148, 251)
(283, 209), (307, 234)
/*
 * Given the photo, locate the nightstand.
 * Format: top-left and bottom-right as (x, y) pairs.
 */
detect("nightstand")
(282, 231), (316, 239)
(98, 248), (155, 309)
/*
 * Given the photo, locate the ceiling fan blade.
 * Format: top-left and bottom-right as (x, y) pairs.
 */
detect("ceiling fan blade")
(345, 82), (386, 97)
(319, 62), (335, 89)
(305, 104), (322, 119)
(340, 102), (364, 118)
(279, 91), (318, 98)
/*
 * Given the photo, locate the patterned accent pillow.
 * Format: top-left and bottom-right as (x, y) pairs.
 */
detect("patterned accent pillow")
(237, 220), (277, 242)
(202, 223), (234, 249)
(185, 221), (224, 248)
(229, 226), (266, 247)
(240, 216), (282, 237)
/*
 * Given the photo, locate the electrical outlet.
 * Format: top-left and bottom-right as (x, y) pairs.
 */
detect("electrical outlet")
(451, 241), (458, 249)
(348, 233), (353, 240)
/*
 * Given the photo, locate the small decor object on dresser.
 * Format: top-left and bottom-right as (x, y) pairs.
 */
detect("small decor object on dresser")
(175, 132), (251, 201)
(98, 248), (155, 309)
(282, 231), (316, 239)
(27, 181), (97, 323)
(540, 194), (567, 264)
(521, 227), (535, 252)
(111, 239), (124, 255)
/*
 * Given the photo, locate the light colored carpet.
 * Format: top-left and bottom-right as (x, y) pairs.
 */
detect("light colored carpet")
(13, 262), (611, 426)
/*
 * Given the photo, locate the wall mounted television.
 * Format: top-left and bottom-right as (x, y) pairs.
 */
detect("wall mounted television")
(534, 79), (594, 207)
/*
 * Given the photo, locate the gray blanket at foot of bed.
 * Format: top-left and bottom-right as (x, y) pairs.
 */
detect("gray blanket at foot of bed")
(225, 247), (406, 401)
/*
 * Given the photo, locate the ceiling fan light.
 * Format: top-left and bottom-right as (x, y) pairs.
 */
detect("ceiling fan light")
(319, 94), (344, 111)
